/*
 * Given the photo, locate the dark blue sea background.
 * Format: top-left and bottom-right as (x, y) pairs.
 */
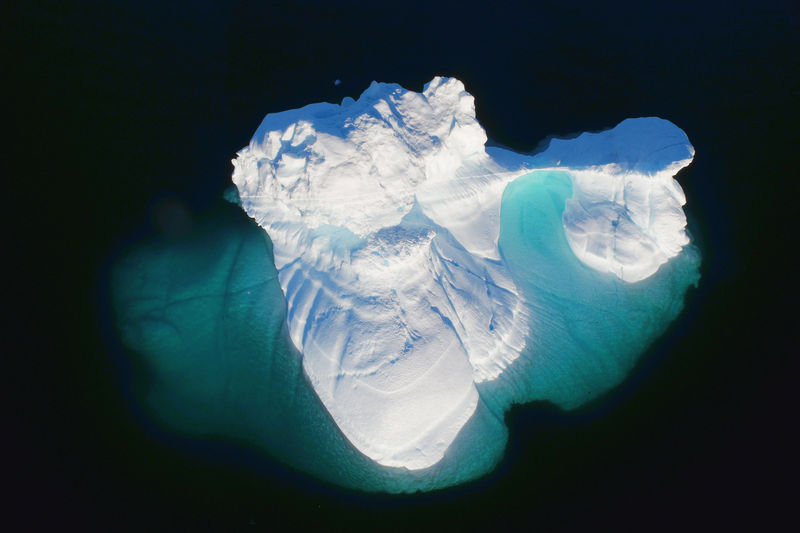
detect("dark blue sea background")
(8, 0), (798, 529)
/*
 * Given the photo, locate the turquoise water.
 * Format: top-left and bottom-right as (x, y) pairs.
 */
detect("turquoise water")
(484, 171), (700, 412)
(111, 172), (700, 492)
(111, 205), (504, 492)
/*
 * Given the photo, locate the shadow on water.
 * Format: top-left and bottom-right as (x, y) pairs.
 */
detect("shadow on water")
(97, 201), (357, 503)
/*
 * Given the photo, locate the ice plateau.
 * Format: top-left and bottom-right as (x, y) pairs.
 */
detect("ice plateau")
(229, 77), (696, 470)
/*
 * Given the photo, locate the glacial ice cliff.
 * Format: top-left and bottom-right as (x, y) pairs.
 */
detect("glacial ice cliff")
(229, 77), (696, 470)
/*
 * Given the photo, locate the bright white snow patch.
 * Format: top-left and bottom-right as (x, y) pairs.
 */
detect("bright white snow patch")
(231, 77), (694, 469)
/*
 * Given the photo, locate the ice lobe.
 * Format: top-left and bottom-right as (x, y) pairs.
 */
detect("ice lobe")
(530, 119), (695, 282)
(233, 78), (528, 468)
(231, 77), (695, 470)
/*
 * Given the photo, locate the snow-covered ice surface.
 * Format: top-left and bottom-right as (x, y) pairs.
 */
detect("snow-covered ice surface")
(112, 77), (700, 492)
(230, 77), (698, 471)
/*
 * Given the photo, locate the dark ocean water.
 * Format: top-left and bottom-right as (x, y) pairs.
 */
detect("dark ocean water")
(8, 0), (798, 529)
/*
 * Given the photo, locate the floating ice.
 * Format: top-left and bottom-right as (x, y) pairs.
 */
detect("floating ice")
(231, 77), (696, 470)
(112, 77), (700, 492)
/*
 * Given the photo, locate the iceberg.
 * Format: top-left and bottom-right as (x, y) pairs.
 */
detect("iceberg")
(111, 77), (700, 491)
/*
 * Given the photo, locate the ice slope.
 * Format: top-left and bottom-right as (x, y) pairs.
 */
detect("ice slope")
(228, 77), (697, 470)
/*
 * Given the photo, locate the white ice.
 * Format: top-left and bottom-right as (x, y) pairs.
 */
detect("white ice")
(231, 77), (694, 469)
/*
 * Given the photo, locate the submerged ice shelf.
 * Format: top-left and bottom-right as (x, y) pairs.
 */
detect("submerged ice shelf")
(112, 77), (700, 491)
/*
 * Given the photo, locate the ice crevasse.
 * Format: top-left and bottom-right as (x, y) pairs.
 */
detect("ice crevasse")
(112, 76), (700, 492)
